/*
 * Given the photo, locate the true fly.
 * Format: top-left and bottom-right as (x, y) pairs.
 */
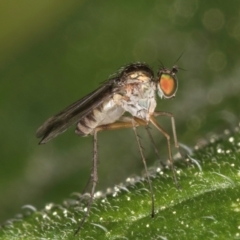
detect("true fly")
(36, 62), (180, 234)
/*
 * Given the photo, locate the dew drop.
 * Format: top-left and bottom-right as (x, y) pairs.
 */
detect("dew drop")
(45, 203), (53, 211)
(217, 148), (222, 153)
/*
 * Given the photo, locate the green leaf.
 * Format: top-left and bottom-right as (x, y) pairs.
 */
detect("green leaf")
(1, 129), (240, 239)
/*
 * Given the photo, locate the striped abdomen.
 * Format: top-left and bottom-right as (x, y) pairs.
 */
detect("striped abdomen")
(75, 98), (125, 136)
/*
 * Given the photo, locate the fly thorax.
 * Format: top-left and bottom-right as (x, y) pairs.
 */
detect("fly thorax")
(118, 82), (157, 121)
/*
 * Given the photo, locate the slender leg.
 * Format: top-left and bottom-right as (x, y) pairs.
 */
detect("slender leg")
(74, 130), (99, 235)
(131, 119), (155, 218)
(153, 111), (180, 152)
(74, 114), (179, 234)
(97, 117), (156, 217)
(74, 120), (142, 234)
(150, 116), (180, 189)
(145, 126), (165, 168)
(81, 175), (91, 195)
(154, 111), (186, 160)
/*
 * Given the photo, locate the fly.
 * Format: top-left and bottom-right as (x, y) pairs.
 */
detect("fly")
(36, 62), (180, 235)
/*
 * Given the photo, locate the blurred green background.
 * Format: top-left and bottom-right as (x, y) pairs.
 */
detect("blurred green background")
(1, 0), (240, 223)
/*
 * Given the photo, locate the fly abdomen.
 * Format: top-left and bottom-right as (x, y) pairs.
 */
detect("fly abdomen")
(75, 98), (125, 136)
(75, 113), (97, 136)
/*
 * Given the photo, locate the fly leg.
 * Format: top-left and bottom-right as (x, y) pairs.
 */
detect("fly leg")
(153, 111), (189, 160)
(106, 116), (156, 218)
(153, 111), (180, 153)
(74, 117), (155, 234)
(131, 118), (155, 218)
(79, 118), (140, 196)
(81, 174), (91, 195)
(144, 126), (165, 168)
(74, 130), (99, 235)
(150, 115), (180, 189)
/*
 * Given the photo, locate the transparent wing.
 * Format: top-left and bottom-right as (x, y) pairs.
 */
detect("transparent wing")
(36, 79), (116, 144)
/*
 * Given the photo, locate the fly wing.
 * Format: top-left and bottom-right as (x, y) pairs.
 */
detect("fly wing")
(36, 79), (116, 144)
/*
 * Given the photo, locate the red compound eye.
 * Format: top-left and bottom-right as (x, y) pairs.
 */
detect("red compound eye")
(157, 65), (178, 98)
(160, 74), (177, 97)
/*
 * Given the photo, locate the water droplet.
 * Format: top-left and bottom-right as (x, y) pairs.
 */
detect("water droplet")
(94, 191), (102, 198)
(45, 203), (54, 211)
(217, 148), (222, 154)
(114, 186), (120, 192)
